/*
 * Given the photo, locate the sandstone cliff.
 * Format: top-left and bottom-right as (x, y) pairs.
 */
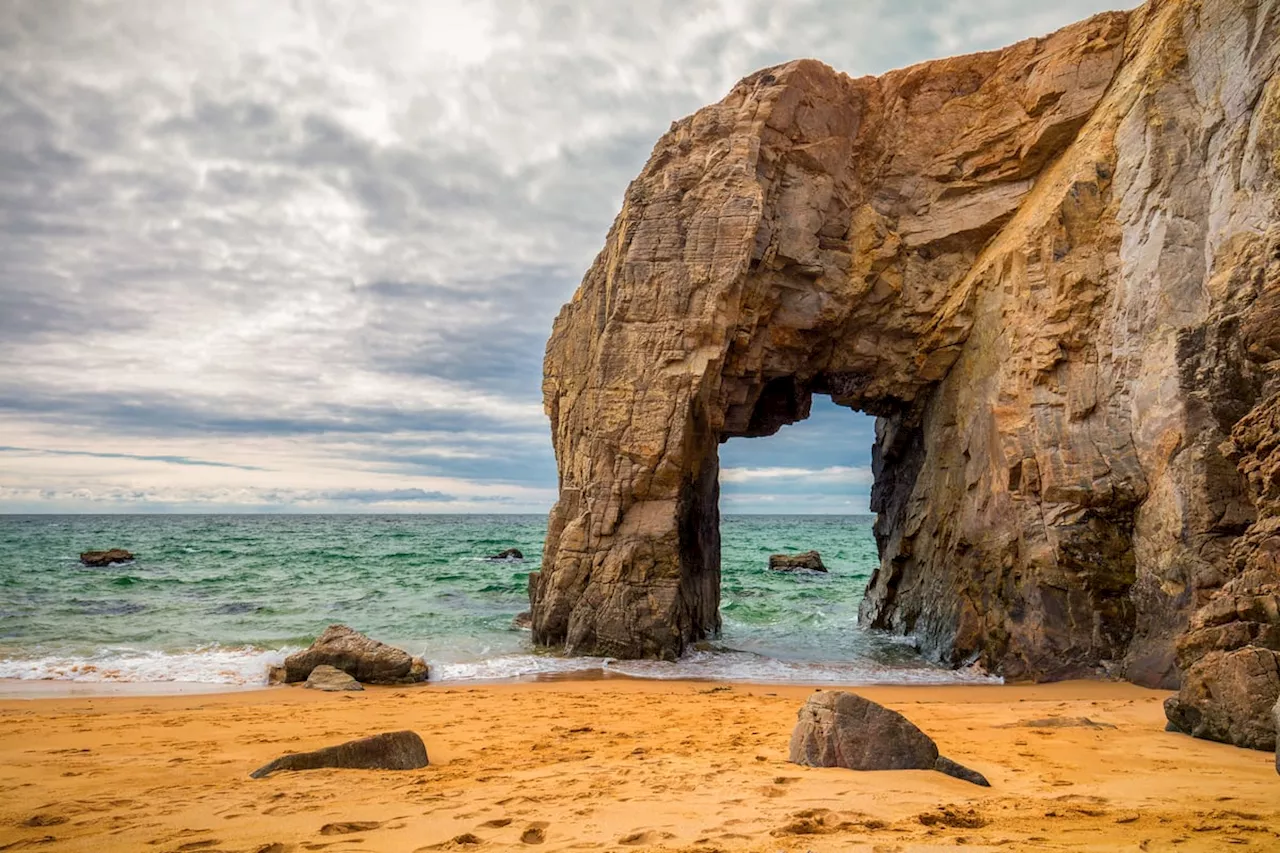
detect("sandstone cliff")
(534, 0), (1280, 748)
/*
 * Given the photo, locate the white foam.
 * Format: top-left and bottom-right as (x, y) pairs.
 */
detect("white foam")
(0, 645), (298, 686)
(0, 644), (1001, 690)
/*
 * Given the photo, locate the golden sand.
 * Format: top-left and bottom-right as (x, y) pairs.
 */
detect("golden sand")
(1, 678), (1277, 852)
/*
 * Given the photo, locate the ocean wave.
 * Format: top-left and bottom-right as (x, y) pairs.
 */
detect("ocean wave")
(0, 645), (1001, 689)
(0, 645), (297, 685)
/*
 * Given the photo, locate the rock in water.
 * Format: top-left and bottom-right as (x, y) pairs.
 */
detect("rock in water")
(304, 664), (364, 692)
(487, 548), (524, 560)
(284, 625), (428, 685)
(769, 551), (826, 572)
(789, 691), (987, 785)
(530, 0), (1280, 750)
(250, 730), (428, 778)
(79, 549), (133, 567)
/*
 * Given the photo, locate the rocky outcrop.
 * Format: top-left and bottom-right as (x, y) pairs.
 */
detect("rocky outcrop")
(1165, 392), (1280, 749)
(1274, 695), (1280, 774)
(533, 0), (1280, 745)
(284, 625), (428, 685)
(769, 551), (826, 572)
(80, 549), (133, 567)
(249, 730), (428, 778)
(487, 548), (525, 561)
(304, 664), (364, 692)
(789, 691), (989, 785)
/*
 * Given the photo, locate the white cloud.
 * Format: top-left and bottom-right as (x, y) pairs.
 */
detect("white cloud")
(720, 466), (874, 485)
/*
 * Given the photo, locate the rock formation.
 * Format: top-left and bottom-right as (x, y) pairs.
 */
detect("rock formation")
(249, 730), (428, 778)
(533, 0), (1280, 747)
(769, 551), (827, 572)
(284, 625), (429, 685)
(789, 691), (989, 785)
(79, 549), (133, 567)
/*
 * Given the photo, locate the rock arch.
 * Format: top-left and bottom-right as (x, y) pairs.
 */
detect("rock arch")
(532, 0), (1280, 736)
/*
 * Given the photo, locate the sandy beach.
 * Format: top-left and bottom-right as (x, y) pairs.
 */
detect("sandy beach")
(1, 678), (1277, 852)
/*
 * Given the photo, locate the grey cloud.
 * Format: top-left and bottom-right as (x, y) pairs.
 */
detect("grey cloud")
(0, 445), (266, 471)
(0, 0), (1133, 511)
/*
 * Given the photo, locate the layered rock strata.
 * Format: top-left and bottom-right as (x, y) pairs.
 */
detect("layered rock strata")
(533, 0), (1279, 745)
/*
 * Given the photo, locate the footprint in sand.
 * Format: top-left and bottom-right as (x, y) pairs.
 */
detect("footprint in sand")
(479, 818), (513, 828)
(252, 845), (291, 853)
(22, 815), (69, 827)
(319, 821), (382, 835)
(521, 822), (548, 844)
(618, 830), (674, 845)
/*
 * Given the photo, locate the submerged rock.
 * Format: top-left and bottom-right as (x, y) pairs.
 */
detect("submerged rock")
(769, 551), (826, 572)
(79, 549), (133, 567)
(304, 664), (364, 692)
(250, 730), (428, 778)
(487, 548), (524, 560)
(789, 691), (988, 786)
(513, 611), (533, 630)
(284, 625), (428, 685)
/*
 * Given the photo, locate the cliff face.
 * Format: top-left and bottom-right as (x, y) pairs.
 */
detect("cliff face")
(534, 0), (1280, 744)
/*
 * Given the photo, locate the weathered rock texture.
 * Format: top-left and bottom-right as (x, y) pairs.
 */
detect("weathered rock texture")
(80, 549), (133, 567)
(249, 730), (428, 778)
(284, 625), (428, 685)
(789, 691), (989, 785)
(304, 664), (364, 692)
(769, 551), (827, 572)
(534, 0), (1280, 745)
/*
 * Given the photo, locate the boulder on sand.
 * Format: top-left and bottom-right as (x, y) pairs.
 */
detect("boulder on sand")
(283, 625), (428, 685)
(769, 551), (826, 572)
(80, 549), (134, 567)
(1164, 647), (1280, 751)
(487, 548), (524, 560)
(304, 664), (363, 692)
(250, 730), (428, 778)
(789, 690), (989, 786)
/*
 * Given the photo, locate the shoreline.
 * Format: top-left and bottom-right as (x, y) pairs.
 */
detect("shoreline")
(3, 677), (1276, 852)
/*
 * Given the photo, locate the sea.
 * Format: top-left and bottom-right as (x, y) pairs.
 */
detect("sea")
(0, 514), (996, 688)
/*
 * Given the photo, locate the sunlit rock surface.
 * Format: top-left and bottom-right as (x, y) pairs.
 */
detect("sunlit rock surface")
(533, 0), (1279, 745)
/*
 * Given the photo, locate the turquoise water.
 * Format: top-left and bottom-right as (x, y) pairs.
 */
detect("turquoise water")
(0, 514), (987, 685)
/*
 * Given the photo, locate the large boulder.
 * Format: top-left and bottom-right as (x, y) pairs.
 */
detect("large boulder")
(284, 625), (428, 685)
(769, 551), (826, 572)
(1165, 647), (1280, 751)
(304, 664), (363, 692)
(80, 549), (133, 567)
(250, 730), (428, 778)
(789, 691), (988, 786)
(487, 548), (524, 560)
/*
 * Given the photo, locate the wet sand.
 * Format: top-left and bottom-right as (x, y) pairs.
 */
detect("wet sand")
(1, 679), (1277, 852)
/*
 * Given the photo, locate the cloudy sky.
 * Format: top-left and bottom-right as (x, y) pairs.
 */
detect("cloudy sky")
(0, 0), (1129, 514)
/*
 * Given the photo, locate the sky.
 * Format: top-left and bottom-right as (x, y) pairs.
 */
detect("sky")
(0, 0), (1130, 515)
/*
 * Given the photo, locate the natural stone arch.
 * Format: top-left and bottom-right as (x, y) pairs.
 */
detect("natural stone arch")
(532, 0), (1280, 712)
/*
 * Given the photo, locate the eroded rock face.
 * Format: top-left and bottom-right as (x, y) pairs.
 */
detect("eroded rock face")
(534, 0), (1280, 741)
